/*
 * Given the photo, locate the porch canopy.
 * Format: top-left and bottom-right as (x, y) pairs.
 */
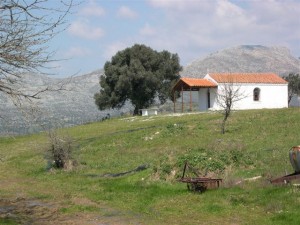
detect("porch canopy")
(172, 78), (217, 112)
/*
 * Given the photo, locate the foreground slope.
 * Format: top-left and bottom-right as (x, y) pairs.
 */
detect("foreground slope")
(1, 108), (300, 224)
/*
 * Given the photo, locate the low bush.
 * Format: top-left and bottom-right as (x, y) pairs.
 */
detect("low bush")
(46, 131), (75, 170)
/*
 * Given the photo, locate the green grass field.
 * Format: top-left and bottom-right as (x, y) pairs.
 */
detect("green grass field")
(1, 108), (300, 224)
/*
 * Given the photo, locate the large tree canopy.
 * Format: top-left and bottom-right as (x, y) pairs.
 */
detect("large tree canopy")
(94, 44), (182, 114)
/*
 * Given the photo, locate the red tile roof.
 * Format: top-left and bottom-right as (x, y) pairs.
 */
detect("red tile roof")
(172, 73), (287, 92)
(173, 78), (217, 91)
(209, 73), (287, 84)
(180, 78), (217, 87)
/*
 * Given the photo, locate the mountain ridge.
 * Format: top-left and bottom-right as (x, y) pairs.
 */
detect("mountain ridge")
(181, 45), (300, 78)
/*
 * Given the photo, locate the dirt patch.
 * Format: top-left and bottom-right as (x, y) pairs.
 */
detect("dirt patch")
(0, 197), (58, 224)
(71, 197), (99, 208)
(0, 197), (143, 225)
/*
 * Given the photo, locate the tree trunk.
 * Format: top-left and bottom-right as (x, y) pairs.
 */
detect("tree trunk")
(221, 119), (226, 134)
(133, 107), (140, 115)
(221, 111), (229, 134)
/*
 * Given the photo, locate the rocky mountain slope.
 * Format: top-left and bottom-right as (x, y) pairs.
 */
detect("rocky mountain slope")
(0, 70), (131, 135)
(181, 45), (300, 78)
(1, 45), (299, 135)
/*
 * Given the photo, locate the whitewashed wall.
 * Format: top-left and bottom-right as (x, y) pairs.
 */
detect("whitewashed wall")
(210, 83), (288, 110)
(209, 88), (218, 110)
(198, 88), (208, 111)
(198, 87), (218, 111)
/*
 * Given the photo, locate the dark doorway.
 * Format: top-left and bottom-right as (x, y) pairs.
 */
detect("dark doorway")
(207, 89), (210, 108)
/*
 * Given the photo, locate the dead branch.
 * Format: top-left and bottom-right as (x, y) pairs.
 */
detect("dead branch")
(216, 79), (247, 134)
(0, 0), (76, 106)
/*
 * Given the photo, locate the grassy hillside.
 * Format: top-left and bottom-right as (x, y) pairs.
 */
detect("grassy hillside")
(1, 108), (300, 224)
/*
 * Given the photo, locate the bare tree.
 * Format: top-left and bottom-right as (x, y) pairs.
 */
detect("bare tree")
(0, 0), (75, 107)
(216, 81), (245, 134)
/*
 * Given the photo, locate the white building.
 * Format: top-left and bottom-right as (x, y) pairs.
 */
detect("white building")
(141, 108), (158, 116)
(173, 73), (288, 112)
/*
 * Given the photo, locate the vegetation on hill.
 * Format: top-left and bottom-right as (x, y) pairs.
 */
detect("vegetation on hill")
(1, 108), (300, 224)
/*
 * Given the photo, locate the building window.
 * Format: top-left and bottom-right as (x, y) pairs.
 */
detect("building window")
(253, 88), (260, 101)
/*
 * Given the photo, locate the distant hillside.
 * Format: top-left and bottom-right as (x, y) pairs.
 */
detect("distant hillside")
(181, 45), (300, 78)
(0, 70), (132, 135)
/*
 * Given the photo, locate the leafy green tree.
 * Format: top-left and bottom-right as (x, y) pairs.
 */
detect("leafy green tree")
(283, 73), (300, 104)
(94, 44), (182, 115)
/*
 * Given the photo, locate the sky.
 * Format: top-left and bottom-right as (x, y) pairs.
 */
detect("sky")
(49, 0), (300, 77)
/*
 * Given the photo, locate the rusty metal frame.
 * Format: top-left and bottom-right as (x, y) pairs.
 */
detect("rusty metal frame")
(271, 173), (300, 184)
(178, 161), (222, 192)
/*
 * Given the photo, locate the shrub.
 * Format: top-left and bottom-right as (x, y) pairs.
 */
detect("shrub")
(177, 144), (254, 175)
(46, 131), (75, 170)
(162, 123), (185, 136)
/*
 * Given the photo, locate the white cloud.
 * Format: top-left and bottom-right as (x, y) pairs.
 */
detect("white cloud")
(103, 42), (129, 60)
(68, 19), (104, 40)
(79, 0), (105, 17)
(216, 0), (245, 19)
(213, 0), (253, 31)
(117, 6), (138, 19)
(143, 0), (300, 65)
(139, 23), (156, 36)
(145, 1), (248, 49)
(148, 0), (214, 13)
(250, 0), (300, 22)
(58, 0), (300, 76)
(155, 0), (251, 31)
(249, 0), (300, 34)
(64, 47), (91, 58)
(148, 0), (180, 8)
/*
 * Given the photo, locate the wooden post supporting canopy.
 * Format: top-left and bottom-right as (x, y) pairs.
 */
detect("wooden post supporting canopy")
(172, 77), (217, 114)
(173, 90), (176, 113)
(181, 85), (184, 113)
(190, 88), (192, 112)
